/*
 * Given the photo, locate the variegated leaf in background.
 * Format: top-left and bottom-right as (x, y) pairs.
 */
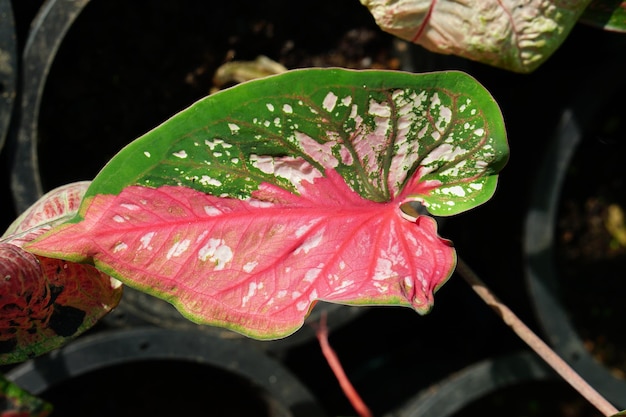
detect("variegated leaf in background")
(360, 0), (592, 73)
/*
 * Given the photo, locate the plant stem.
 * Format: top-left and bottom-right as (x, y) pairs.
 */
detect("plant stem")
(316, 312), (373, 417)
(456, 256), (619, 417)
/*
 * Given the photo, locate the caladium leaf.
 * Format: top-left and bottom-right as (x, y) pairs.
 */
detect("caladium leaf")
(1, 183), (122, 364)
(0, 243), (122, 364)
(0, 373), (52, 417)
(360, 0), (592, 73)
(2, 181), (91, 246)
(27, 69), (508, 339)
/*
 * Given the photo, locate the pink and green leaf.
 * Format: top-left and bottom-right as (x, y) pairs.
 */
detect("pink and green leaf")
(1, 183), (122, 364)
(27, 69), (508, 339)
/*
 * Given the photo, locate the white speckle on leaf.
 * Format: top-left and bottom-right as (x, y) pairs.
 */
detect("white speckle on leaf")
(277, 290), (287, 298)
(121, 203), (139, 211)
(113, 215), (125, 223)
(474, 128), (485, 136)
(368, 99), (391, 117)
(436, 106), (452, 130)
(304, 264), (324, 283)
(323, 92), (338, 112)
(205, 138), (231, 150)
(113, 242), (128, 253)
(250, 154), (323, 186)
(195, 231), (209, 244)
(292, 291), (301, 299)
(295, 131), (339, 169)
(167, 239), (191, 259)
(204, 206), (222, 216)
(242, 282), (258, 307)
(295, 229), (324, 255)
(199, 176), (222, 187)
(441, 186), (466, 197)
(470, 182), (484, 190)
(349, 104), (358, 119)
(341, 96), (352, 106)
(329, 279), (354, 295)
(198, 238), (233, 270)
(144, 151), (151, 158)
(417, 271), (427, 290)
(228, 123), (240, 134)
(294, 220), (320, 238)
(430, 92), (441, 107)
(373, 258), (393, 280)
(249, 154), (274, 174)
(243, 261), (258, 273)
(248, 199), (274, 208)
(421, 144), (467, 166)
(283, 104), (293, 113)
(139, 232), (155, 250)
(404, 276), (413, 288)
(296, 300), (309, 311)
(173, 150), (188, 159)
(266, 103), (275, 112)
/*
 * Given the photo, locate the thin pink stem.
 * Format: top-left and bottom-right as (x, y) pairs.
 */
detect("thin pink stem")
(316, 312), (373, 417)
(456, 257), (619, 417)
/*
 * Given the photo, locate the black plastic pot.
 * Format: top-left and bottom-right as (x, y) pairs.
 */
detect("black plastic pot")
(524, 55), (626, 408)
(0, 0), (17, 152)
(388, 351), (557, 417)
(6, 327), (327, 417)
(10, 0), (90, 212)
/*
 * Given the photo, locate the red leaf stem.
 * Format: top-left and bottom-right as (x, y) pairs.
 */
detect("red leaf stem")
(316, 312), (373, 417)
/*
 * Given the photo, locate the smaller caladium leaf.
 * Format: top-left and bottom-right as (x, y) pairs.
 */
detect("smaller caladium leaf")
(0, 244), (122, 364)
(0, 373), (52, 417)
(3, 182), (91, 246)
(0, 183), (122, 364)
(360, 0), (592, 73)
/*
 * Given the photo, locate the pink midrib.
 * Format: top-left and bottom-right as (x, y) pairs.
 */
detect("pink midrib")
(412, 0), (437, 43)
